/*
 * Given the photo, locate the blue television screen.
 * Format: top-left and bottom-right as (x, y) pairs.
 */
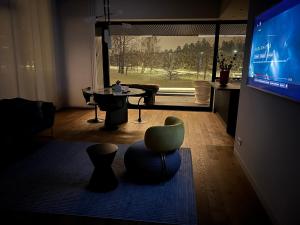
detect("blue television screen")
(248, 0), (300, 102)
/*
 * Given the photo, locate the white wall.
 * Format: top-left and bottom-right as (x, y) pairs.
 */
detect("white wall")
(55, 0), (96, 107)
(234, 1), (300, 225)
(220, 0), (249, 20)
(95, 0), (220, 21)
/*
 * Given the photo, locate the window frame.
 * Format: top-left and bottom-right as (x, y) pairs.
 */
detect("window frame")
(95, 20), (247, 111)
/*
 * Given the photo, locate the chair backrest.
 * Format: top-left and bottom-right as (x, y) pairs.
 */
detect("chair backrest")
(124, 84), (159, 94)
(82, 87), (92, 104)
(144, 116), (184, 153)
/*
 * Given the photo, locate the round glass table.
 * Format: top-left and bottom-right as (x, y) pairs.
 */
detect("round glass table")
(93, 87), (146, 129)
(93, 87), (145, 96)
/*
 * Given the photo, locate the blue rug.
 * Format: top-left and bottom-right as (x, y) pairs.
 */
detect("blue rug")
(0, 140), (197, 225)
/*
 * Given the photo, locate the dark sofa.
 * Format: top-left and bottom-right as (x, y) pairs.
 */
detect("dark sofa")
(0, 98), (56, 167)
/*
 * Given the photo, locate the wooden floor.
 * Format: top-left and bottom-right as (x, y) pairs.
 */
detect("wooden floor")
(50, 108), (272, 225)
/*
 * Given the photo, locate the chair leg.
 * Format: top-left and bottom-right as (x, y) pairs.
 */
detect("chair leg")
(87, 105), (103, 123)
(94, 105), (98, 120)
(138, 97), (142, 123)
(87, 106), (100, 123)
(160, 153), (167, 179)
(132, 96), (146, 124)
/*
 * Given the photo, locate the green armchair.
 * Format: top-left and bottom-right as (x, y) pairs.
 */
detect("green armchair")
(144, 116), (184, 153)
(124, 116), (185, 182)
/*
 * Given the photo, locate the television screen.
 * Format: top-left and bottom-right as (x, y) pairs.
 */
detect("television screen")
(248, 0), (300, 102)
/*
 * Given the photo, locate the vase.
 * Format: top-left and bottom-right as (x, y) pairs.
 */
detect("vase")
(219, 70), (230, 86)
(112, 84), (122, 92)
(194, 80), (210, 105)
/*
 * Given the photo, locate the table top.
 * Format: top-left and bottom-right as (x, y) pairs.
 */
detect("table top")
(87, 143), (118, 155)
(209, 81), (241, 90)
(92, 87), (146, 96)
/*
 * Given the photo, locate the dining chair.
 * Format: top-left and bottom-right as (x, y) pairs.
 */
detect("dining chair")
(82, 87), (103, 123)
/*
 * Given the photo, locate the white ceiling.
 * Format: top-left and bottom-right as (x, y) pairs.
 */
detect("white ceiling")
(95, 0), (249, 21)
(220, 0), (249, 20)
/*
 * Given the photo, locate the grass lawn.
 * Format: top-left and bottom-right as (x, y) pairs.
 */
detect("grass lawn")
(110, 66), (242, 88)
(110, 67), (212, 88)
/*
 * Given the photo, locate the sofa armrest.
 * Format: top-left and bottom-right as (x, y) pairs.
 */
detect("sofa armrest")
(40, 102), (56, 129)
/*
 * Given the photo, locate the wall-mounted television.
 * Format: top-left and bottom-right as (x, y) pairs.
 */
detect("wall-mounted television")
(248, 0), (300, 102)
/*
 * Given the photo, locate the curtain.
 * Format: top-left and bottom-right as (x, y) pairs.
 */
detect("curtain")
(0, 0), (58, 105)
(95, 36), (104, 90)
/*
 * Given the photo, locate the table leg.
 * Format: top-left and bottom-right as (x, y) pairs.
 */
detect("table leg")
(88, 167), (118, 192)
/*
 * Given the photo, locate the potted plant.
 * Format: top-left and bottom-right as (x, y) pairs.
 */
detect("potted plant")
(217, 53), (237, 86)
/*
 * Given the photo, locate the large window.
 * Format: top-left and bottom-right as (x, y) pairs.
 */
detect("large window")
(217, 24), (246, 79)
(95, 22), (247, 109)
(107, 24), (216, 94)
(109, 35), (215, 88)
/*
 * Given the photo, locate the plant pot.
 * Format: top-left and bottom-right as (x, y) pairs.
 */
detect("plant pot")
(220, 70), (230, 86)
(194, 80), (211, 105)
